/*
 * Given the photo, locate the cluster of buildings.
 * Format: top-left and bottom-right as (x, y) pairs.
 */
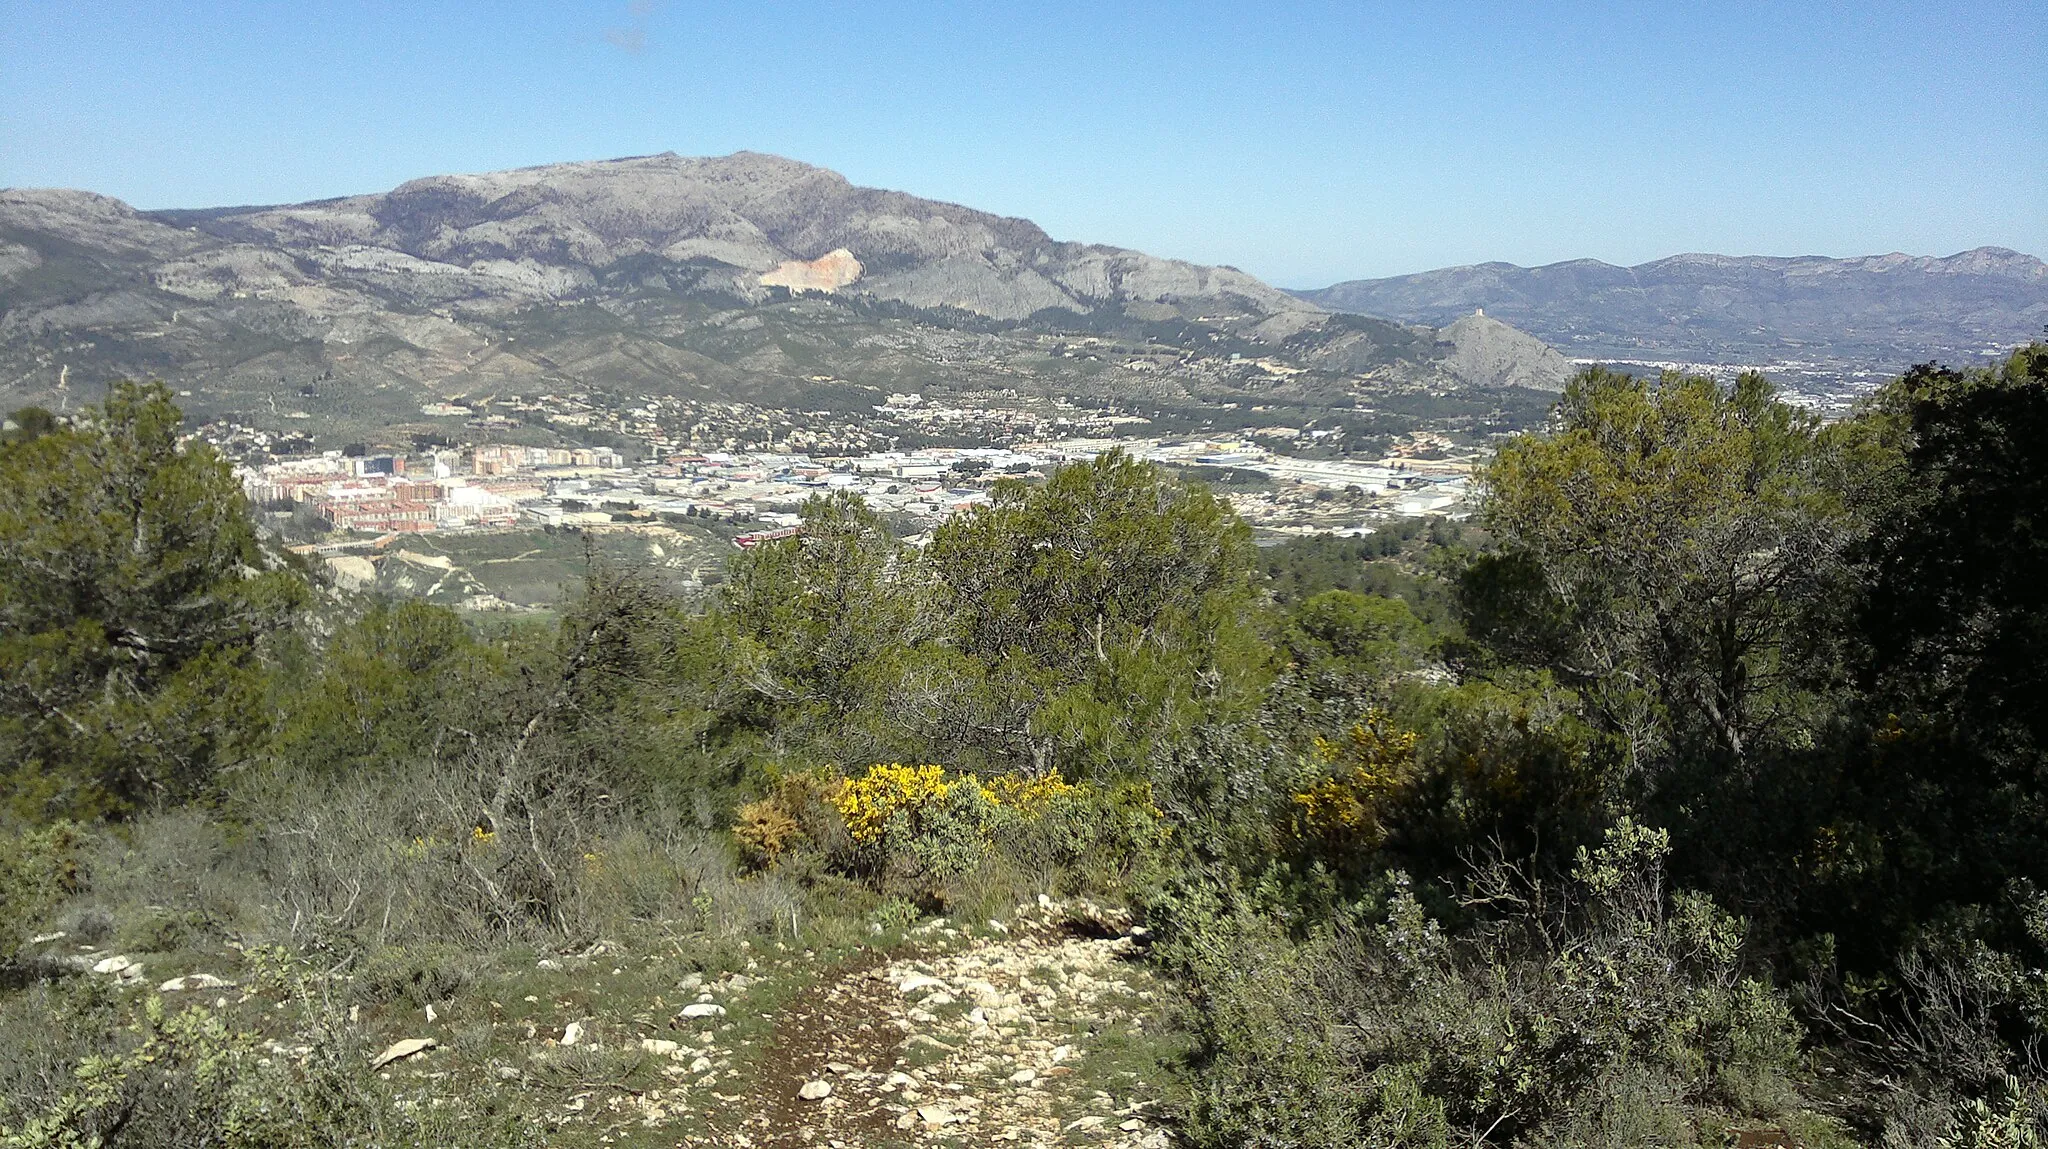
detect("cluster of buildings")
(241, 448), (581, 533)
(471, 444), (627, 474)
(416, 388), (1162, 460)
(870, 392), (1152, 440)
(237, 432), (1476, 544)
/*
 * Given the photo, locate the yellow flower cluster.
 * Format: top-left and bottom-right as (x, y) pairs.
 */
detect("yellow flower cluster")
(983, 771), (1079, 816)
(832, 763), (956, 844)
(1292, 714), (1421, 847)
(1313, 715), (1421, 771)
(829, 763), (1081, 844)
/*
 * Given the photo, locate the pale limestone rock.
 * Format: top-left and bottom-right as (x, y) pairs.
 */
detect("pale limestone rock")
(760, 249), (862, 294)
(369, 1037), (436, 1069)
(157, 973), (234, 992)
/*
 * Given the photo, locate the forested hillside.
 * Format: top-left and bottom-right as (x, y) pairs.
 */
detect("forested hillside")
(3, 344), (2047, 1147)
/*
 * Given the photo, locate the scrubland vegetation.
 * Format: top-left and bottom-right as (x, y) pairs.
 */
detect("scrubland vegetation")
(3, 345), (2047, 1146)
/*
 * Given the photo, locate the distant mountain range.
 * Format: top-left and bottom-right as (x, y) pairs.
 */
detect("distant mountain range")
(17, 152), (2022, 443)
(1294, 249), (2048, 380)
(0, 153), (1568, 442)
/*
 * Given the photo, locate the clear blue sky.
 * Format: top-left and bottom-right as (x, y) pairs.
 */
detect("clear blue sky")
(2, 1), (2041, 285)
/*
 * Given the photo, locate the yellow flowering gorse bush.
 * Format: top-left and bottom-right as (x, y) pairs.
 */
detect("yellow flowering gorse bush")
(833, 763), (958, 844)
(830, 762), (1082, 844)
(1293, 711), (1421, 849)
(735, 761), (1158, 886)
(982, 770), (1080, 817)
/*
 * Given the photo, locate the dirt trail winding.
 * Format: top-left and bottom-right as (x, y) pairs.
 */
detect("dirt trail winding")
(725, 900), (1175, 1148)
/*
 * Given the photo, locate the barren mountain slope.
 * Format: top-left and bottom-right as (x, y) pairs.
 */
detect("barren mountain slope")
(1, 153), (1567, 440)
(141, 151), (1317, 325)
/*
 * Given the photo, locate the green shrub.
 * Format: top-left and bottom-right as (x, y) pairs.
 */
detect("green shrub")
(119, 908), (208, 955)
(1934, 1076), (2048, 1149)
(1166, 821), (1804, 1148)
(0, 823), (83, 970)
(873, 896), (921, 931)
(737, 762), (1166, 905)
(350, 943), (476, 1007)
(0, 951), (537, 1148)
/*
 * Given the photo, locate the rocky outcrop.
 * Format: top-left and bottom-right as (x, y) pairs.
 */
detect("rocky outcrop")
(722, 897), (1171, 1147)
(369, 1037), (437, 1069)
(760, 248), (862, 293)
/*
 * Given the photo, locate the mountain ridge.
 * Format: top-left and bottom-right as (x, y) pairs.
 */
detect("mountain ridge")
(0, 152), (1571, 443)
(1294, 247), (2048, 373)
(129, 150), (1321, 326)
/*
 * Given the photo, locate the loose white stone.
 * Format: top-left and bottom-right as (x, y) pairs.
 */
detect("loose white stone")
(369, 1038), (436, 1069)
(157, 973), (234, 992)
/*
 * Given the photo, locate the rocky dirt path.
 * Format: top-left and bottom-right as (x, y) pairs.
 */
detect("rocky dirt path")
(712, 898), (1176, 1148)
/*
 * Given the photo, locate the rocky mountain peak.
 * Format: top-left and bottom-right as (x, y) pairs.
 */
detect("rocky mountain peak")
(1439, 311), (1572, 392)
(0, 151), (1574, 434)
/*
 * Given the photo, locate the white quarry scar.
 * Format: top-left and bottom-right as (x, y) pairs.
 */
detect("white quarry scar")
(760, 248), (863, 293)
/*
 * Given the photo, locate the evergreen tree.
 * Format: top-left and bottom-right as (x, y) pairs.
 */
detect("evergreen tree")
(1463, 367), (1864, 775)
(0, 382), (305, 818)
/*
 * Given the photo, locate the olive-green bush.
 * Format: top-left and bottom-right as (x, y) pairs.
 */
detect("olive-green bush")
(1165, 822), (1803, 1148)
(0, 951), (536, 1148)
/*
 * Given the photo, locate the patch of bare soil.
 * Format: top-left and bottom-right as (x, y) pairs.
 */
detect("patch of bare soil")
(712, 899), (1174, 1148)
(731, 946), (910, 1146)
